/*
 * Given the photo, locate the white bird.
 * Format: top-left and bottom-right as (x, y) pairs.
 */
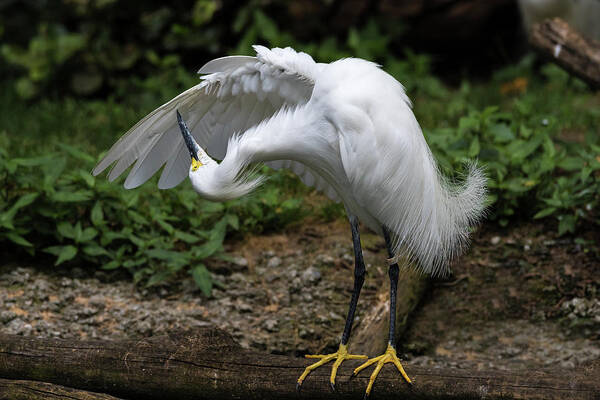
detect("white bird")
(93, 45), (486, 397)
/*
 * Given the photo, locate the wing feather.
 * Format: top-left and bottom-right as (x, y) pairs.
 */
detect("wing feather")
(197, 56), (256, 74)
(94, 46), (339, 199)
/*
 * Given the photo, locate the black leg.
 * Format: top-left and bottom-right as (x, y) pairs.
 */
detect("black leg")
(382, 226), (399, 347)
(340, 215), (366, 345)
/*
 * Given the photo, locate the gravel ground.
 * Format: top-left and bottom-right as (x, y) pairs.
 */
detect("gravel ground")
(1, 220), (598, 372)
(0, 222), (388, 356)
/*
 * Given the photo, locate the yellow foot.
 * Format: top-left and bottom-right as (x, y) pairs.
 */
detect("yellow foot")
(353, 343), (412, 398)
(297, 343), (367, 391)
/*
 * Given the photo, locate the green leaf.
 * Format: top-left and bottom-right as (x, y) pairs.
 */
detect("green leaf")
(127, 210), (147, 225)
(73, 222), (83, 243)
(533, 207), (556, 219)
(80, 227), (98, 242)
(0, 192), (38, 227)
(12, 155), (56, 167)
(82, 244), (109, 256)
(193, 238), (223, 259)
(78, 169), (95, 187)
(42, 158), (66, 189)
(91, 201), (104, 226)
(198, 201), (224, 213)
(5, 232), (33, 247)
(146, 270), (172, 287)
(506, 134), (543, 161)
(45, 245), (78, 266)
(468, 136), (480, 157)
(226, 214), (239, 230)
(51, 190), (93, 202)
(174, 230), (200, 244)
(102, 260), (120, 270)
(488, 124), (515, 143)
(57, 143), (95, 163)
(558, 215), (576, 236)
(57, 221), (75, 239)
(9, 192), (39, 212)
(500, 177), (534, 193)
(558, 157), (584, 171)
(191, 264), (212, 296)
(155, 218), (174, 234)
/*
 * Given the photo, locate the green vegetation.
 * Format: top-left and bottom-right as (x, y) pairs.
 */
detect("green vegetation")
(1, 2), (598, 292)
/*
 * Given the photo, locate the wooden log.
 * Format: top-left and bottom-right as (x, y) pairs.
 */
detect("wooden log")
(0, 378), (121, 400)
(530, 18), (600, 89)
(352, 268), (429, 355)
(0, 328), (598, 399)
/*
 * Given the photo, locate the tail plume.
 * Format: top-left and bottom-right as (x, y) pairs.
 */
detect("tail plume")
(389, 160), (487, 276)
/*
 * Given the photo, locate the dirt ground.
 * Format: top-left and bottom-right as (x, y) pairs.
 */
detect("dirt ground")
(1, 216), (598, 372)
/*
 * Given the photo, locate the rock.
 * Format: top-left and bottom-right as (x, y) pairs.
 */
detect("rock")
(89, 294), (106, 309)
(60, 278), (73, 288)
(491, 236), (501, 245)
(263, 250), (275, 258)
(232, 256), (249, 268)
(316, 254), (335, 266)
(7, 318), (32, 335)
(267, 257), (282, 269)
(32, 278), (51, 292)
(301, 266), (321, 284)
(263, 319), (279, 332)
(236, 302), (253, 313)
(0, 310), (17, 324)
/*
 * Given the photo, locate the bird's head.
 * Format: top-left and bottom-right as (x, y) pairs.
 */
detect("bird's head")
(176, 110), (261, 201)
(176, 110), (220, 198)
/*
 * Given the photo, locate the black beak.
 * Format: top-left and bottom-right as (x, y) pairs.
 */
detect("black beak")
(176, 110), (200, 161)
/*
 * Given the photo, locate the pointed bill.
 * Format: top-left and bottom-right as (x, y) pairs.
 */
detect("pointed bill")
(176, 110), (201, 162)
(176, 110), (203, 171)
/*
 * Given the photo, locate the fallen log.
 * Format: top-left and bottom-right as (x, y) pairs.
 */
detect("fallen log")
(530, 18), (600, 89)
(0, 328), (598, 399)
(0, 378), (121, 400)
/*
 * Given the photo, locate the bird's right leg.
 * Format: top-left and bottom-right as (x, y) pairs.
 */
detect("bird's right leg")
(296, 214), (368, 391)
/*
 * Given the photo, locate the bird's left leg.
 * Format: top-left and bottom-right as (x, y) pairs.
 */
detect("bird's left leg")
(296, 214), (368, 391)
(353, 226), (412, 397)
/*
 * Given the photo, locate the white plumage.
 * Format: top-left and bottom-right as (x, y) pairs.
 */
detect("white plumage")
(93, 45), (486, 276)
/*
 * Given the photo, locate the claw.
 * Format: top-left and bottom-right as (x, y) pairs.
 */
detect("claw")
(353, 343), (411, 397)
(296, 343), (367, 391)
(296, 382), (302, 392)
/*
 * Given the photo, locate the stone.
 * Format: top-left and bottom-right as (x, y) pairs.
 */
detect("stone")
(267, 257), (282, 268)
(301, 266), (321, 284)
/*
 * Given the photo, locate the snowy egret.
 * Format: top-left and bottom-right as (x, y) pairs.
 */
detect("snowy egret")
(93, 45), (486, 396)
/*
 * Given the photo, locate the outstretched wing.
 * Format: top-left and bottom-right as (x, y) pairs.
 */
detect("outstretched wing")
(92, 45), (338, 201)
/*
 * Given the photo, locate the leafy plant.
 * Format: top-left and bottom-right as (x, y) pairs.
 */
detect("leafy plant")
(0, 132), (307, 294)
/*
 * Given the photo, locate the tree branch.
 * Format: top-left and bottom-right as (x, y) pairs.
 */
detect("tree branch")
(530, 18), (600, 89)
(0, 328), (598, 399)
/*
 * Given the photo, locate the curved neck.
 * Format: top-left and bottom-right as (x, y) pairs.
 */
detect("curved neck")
(189, 104), (321, 202)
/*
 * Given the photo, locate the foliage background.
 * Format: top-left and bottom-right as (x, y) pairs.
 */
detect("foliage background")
(1, 0), (598, 292)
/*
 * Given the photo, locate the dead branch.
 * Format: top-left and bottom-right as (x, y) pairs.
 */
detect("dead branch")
(530, 18), (600, 89)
